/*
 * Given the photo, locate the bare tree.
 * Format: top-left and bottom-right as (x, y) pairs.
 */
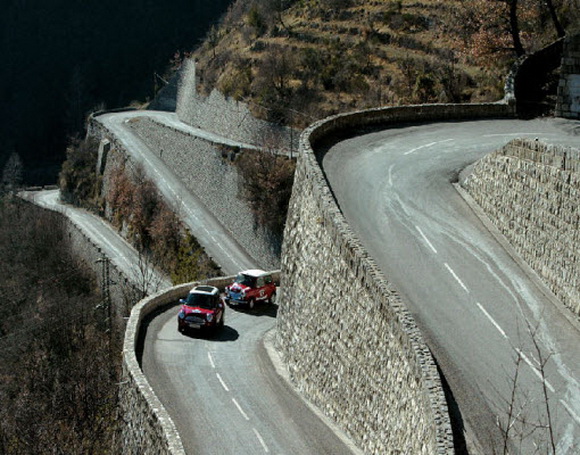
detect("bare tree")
(131, 248), (165, 300)
(526, 320), (556, 454)
(496, 319), (561, 454)
(1, 151), (23, 193)
(506, 0), (525, 57)
(543, 0), (565, 38)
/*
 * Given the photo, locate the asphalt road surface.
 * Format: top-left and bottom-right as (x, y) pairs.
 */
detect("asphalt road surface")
(141, 302), (361, 455)
(322, 117), (580, 454)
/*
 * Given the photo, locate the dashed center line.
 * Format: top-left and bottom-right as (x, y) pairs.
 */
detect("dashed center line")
(253, 428), (270, 453)
(476, 303), (580, 426)
(232, 398), (250, 420)
(415, 225), (437, 253)
(216, 373), (230, 392)
(404, 139), (454, 155)
(515, 348), (555, 393)
(208, 351), (215, 369)
(476, 303), (507, 339)
(444, 262), (470, 293)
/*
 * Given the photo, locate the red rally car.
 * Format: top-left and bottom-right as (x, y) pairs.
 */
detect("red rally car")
(224, 269), (277, 310)
(177, 285), (225, 334)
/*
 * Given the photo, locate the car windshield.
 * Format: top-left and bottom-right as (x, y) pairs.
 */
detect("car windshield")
(184, 293), (215, 309)
(235, 273), (256, 287)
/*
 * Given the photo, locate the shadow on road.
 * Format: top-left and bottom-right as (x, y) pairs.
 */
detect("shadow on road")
(179, 325), (240, 342)
(227, 303), (278, 318)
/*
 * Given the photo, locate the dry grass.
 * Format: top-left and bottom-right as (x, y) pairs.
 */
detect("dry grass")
(190, 0), (572, 127)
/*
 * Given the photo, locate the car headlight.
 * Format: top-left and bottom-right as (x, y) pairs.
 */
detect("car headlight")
(206, 313), (214, 322)
(178, 311), (185, 319)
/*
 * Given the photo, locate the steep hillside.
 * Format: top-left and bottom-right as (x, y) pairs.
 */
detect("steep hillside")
(188, 0), (578, 127)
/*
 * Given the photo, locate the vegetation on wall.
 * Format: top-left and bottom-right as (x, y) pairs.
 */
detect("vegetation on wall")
(106, 161), (220, 284)
(59, 139), (220, 284)
(0, 197), (121, 454)
(59, 136), (101, 208)
(235, 150), (296, 239)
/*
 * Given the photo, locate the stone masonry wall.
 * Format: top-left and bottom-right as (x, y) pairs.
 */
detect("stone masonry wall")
(126, 117), (281, 269)
(556, 33), (580, 119)
(277, 100), (514, 455)
(89, 114), (281, 270)
(462, 139), (580, 316)
(280, 157), (449, 454)
(176, 59), (300, 153)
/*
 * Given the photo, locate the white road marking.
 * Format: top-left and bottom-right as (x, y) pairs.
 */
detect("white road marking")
(444, 263), (469, 293)
(232, 398), (250, 420)
(477, 303), (561, 401)
(208, 351), (215, 369)
(560, 400), (580, 426)
(515, 348), (555, 393)
(476, 303), (507, 339)
(415, 225), (437, 253)
(404, 139), (454, 155)
(388, 164), (394, 186)
(253, 428), (270, 453)
(216, 373), (230, 392)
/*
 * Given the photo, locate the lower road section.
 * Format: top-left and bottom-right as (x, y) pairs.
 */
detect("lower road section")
(141, 301), (360, 455)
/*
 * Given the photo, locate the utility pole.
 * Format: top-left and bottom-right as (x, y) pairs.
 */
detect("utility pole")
(96, 252), (111, 334)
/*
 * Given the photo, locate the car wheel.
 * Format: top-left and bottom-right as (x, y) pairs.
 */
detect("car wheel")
(268, 292), (277, 305)
(248, 298), (255, 310)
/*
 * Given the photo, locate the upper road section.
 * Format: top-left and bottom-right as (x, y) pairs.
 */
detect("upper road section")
(323, 117), (580, 454)
(95, 110), (258, 275)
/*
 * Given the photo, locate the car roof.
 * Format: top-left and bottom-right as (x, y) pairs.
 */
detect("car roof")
(239, 269), (269, 277)
(189, 285), (219, 295)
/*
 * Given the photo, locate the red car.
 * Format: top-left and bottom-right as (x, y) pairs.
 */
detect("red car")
(224, 269), (277, 310)
(177, 285), (225, 334)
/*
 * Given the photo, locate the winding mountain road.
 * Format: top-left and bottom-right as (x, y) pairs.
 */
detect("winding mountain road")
(94, 111), (362, 455)
(27, 110), (580, 454)
(322, 117), (580, 454)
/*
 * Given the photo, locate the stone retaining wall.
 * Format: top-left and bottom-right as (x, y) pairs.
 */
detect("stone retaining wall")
(462, 139), (580, 317)
(176, 59), (300, 153)
(277, 101), (514, 455)
(126, 117), (281, 269)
